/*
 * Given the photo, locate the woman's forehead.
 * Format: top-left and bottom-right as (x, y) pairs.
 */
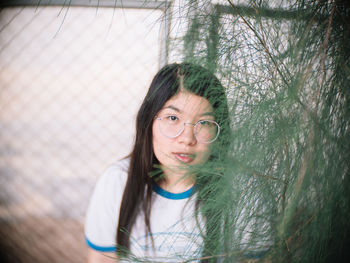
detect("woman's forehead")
(161, 90), (213, 116)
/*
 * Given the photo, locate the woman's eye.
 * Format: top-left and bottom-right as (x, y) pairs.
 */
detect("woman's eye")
(167, 115), (178, 121)
(198, 120), (211, 126)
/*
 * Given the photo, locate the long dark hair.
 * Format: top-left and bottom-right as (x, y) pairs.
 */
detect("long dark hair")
(116, 62), (231, 260)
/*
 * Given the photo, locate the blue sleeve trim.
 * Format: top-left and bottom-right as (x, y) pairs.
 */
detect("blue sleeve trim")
(85, 237), (116, 252)
(153, 183), (196, 200)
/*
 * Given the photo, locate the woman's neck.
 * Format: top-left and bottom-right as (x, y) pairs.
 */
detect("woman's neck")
(159, 167), (195, 193)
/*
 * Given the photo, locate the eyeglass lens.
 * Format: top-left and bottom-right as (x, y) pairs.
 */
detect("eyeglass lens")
(158, 117), (219, 143)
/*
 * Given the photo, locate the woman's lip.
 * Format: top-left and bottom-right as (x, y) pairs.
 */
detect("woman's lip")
(173, 153), (195, 163)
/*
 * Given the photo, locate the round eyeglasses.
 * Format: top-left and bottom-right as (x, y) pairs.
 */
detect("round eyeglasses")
(156, 115), (220, 144)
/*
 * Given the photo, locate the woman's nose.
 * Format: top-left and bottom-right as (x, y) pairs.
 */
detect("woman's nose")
(177, 123), (197, 145)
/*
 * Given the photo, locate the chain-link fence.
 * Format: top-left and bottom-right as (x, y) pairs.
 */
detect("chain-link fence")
(0, 1), (170, 262)
(4, 1), (348, 263)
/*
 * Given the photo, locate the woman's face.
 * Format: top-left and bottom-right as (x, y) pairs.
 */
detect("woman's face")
(152, 89), (214, 176)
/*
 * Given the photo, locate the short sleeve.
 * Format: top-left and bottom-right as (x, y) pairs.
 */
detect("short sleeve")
(84, 159), (129, 252)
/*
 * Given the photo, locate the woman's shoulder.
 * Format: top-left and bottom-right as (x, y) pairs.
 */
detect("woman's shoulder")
(85, 157), (130, 249)
(105, 157), (130, 176)
(97, 157), (130, 194)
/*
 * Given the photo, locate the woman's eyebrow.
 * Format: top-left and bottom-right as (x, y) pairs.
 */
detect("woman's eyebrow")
(200, 111), (215, 117)
(163, 105), (214, 117)
(163, 105), (181, 112)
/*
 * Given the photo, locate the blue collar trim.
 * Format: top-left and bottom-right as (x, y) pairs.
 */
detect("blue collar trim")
(153, 183), (196, 200)
(85, 237), (116, 252)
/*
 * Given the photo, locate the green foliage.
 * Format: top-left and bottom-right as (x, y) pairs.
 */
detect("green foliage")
(176, 0), (350, 262)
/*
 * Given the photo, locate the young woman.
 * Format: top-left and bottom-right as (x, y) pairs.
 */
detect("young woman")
(85, 62), (230, 262)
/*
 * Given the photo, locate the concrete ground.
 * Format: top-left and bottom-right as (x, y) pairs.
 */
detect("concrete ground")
(0, 217), (87, 263)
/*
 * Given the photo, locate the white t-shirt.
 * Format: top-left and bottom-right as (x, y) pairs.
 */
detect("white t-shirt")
(85, 158), (203, 262)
